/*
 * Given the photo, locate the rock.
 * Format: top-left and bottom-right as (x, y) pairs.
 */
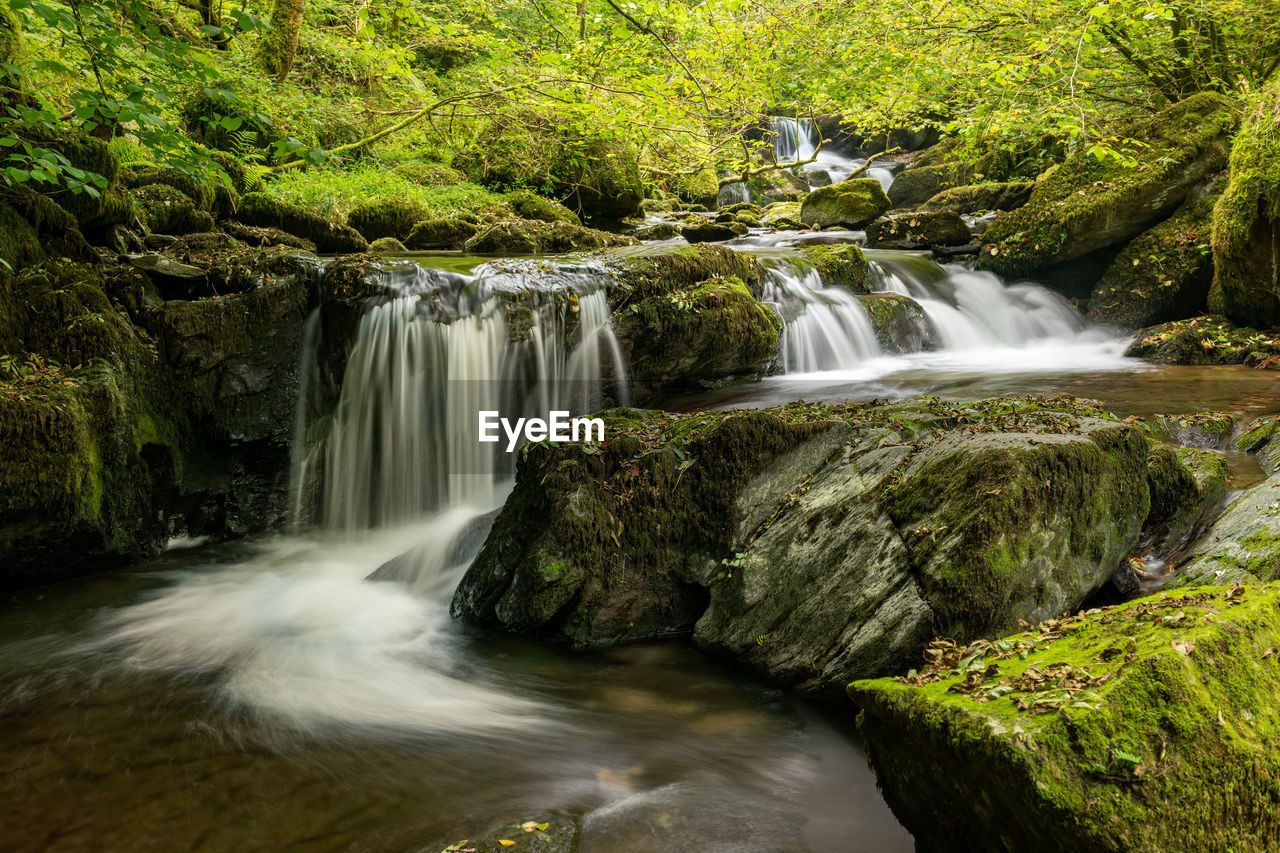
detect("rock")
(454, 397), (1160, 696)
(1176, 469), (1280, 586)
(887, 164), (965, 209)
(858, 293), (936, 352)
(758, 201), (802, 224)
(720, 202), (761, 216)
(426, 815), (579, 853)
(865, 211), (971, 249)
(221, 221), (316, 252)
(239, 192), (368, 254)
(793, 243), (871, 292)
(1125, 315), (1280, 365)
(681, 221), (741, 243)
(404, 217), (478, 250)
(799, 178), (892, 229)
(979, 94), (1237, 277)
(463, 220), (637, 254)
(368, 237), (407, 253)
(1143, 443), (1229, 556)
(614, 276), (780, 399)
(346, 198), (429, 242)
(120, 164), (215, 211)
(126, 253), (206, 280)
(1236, 415), (1280, 474)
(1209, 78), (1280, 326)
(920, 181), (1035, 214)
(745, 168), (809, 203)
(634, 222), (681, 240)
(134, 184), (216, 236)
(851, 583), (1280, 853)
(505, 189), (582, 225)
(1087, 199), (1215, 329)
(1141, 411), (1235, 449)
(389, 162), (467, 187)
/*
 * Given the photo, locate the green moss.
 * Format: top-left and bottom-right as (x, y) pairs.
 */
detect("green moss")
(1125, 315), (1280, 365)
(887, 164), (966, 208)
(404, 217), (478, 250)
(794, 243), (871, 292)
(239, 192), (368, 253)
(120, 164), (216, 210)
(799, 178), (892, 229)
(368, 237), (407, 253)
(462, 220), (635, 254)
(865, 211), (971, 248)
(389, 162), (467, 187)
(920, 181), (1035, 214)
(851, 583), (1280, 852)
(133, 184), (216, 236)
(605, 243), (763, 301)
(346, 197), (429, 242)
(504, 189), (581, 225)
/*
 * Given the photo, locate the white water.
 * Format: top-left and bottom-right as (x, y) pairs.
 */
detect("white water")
(99, 260), (630, 734)
(772, 117), (895, 192)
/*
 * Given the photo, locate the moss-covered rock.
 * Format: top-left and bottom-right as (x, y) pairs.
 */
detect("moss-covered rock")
(887, 164), (966, 209)
(505, 189), (581, 225)
(404, 217), (478, 250)
(345, 198), (429, 242)
(634, 222), (681, 241)
(1237, 415), (1280, 474)
(368, 237), (407, 253)
(758, 200), (803, 224)
(793, 243), (871, 292)
(134, 185), (216, 236)
(920, 181), (1035, 215)
(851, 583), (1280, 853)
(603, 242), (763, 301)
(614, 276), (780, 399)
(1209, 78), (1280, 326)
(239, 192), (368, 253)
(1142, 442), (1229, 559)
(221, 221), (316, 252)
(455, 397), (1162, 695)
(865, 210), (971, 249)
(1087, 197), (1215, 329)
(120, 164), (216, 211)
(979, 94), (1237, 277)
(389, 162), (467, 187)
(799, 178), (891, 229)
(681, 221), (742, 243)
(1176, 469), (1280, 586)
(672, 168), (720, 208)
(463, 220), (636, 254)
(1125, 315), (1280, 365)
(858, 293), (936, 352)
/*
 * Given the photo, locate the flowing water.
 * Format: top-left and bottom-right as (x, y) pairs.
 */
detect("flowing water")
(3, 235), (1279, 851)
(771, 116), (895, 191)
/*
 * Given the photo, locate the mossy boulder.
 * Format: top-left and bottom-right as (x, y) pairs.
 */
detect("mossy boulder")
(614, 276), (781, 399)
(793, 243), (871, 292)
(858, 293), (936, 352)
(1209, 78), (1280, 326)
(603, 242), (763, 300)
(1087, 197), (1215, 329)
(758, 200), (803, 224)
(463, 220), (636, 254)
(865, 211), (971, 249)
(1236, 415), (1280, 474)
(887, 164), (966, 209)
(920, 181), (1035, 215)
(634, 222), (681, 241)
(1125, 315), (1280, 365)
(404, 217), (478, 250)
(239, 192), (368, 253)
(681, 221), (742, 243)
(120, 164), (216, 211)
(1176, 469), (1280, 587)
(345, 198), (430, 242)
(134, 185), (216, 236)
(1142, 442), (1229, 561)
(455, 397), (1171, 694)
(505, 189), (581, 225)
(389, 162), (467, 187)
(368, 237), (407, 253)
(851, 583), (1280, 853)
(979, 94), (1237, 277)
(799, 178), (891, 229)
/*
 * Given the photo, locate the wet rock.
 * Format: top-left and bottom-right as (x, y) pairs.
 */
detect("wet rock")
(920, 181), (1035, 215)
(1175, 466), (1280, 587)
(1209, 77), (1280, 326)
(858, 293), (936, 352)
(851, 583), (1280, 853)
(404, 217), (478, 250)
(792, 243), (871, 292)
(1125, 315), (1280, 365)
(428, 815), (580, 853)
(681, 221), (743, 243)
(1143, 443), (1229, 556)
(1236, 415), (1280, 474)
(506, 189), (582, 225)
(887, 164), (965, 209)
(979, 94), (1237, 277)
(464, 220), (637, 254)
(134, 184), (216, 236)
(634, 222), (681, 241)
(126, 253), (206, 281)
(865, 211), (971, 249)
(346, 198), (429, 242)
(799, 178), (891, 229)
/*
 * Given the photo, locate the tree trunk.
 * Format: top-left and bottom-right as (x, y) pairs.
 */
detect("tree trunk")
(257, 0), (306, 82)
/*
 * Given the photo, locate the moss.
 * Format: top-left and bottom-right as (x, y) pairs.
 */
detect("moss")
(463, 220), (635, 254)
(799, 178), (892, 229)
(1209, 78), (1280, 326)
(604, 243), (763, 301)
(368, 237), (407, 253)
(133, 184), (216, 236)
(865, 211), (971, 248)
(794, 243), (871, 292)
(346, 197), (429, 242)
(681, 221), (741, 243)
(887, 164), (966, 208)
(858, 293), (936, 352)
(980, 94), (1238, 276)
(0, 5), (24, 103)
(239, 192), (368, 253)
(1088, 199), (1215, 328)
(505, 189), (581, 225)
(920, 181), (1035, 215)
(851, 583), (1280, 852)
(672, 168), (720, 207)
(390, 162), (468, 187)
(404, 217), (478, 250)
(1125, 315), (1280, 365)
(0, 206), (46, 285)
(120, 164), (216, 211)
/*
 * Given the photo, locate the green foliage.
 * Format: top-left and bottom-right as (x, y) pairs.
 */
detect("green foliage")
(262, 163), (510, 222)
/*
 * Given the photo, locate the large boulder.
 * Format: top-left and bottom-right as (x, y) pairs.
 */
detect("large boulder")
(793, 243), (872, 292)
(979, 94), (1237, 277)
(858, 293), (936, 352)
(851, 583), (1280, 853)
(1087, 195), (1215, 328)
(887, 164), (965, 209)
(239, 193), (368, 253)
(463, 220), (636, 254)
(1125, 315), (1280, 366)
(865, 211), (971, 249)
(404, 217), (478, 250)
(454, 397), (1176, 696)
(346, 198), (430, 242)
(1209, 78), (1280, 326)
(799, 178), (891, 229)
(920, 181), (1035, 215)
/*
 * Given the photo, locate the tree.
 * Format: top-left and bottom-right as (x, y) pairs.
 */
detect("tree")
(258, 0), (307, 81)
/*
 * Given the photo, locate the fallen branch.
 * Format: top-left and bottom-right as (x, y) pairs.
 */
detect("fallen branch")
(846, 146), (904, 179)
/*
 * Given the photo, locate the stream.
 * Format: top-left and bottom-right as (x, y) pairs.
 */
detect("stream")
(3, 212), (1279, 851)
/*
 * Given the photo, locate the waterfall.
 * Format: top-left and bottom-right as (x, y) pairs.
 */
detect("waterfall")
(290, 261), (628, 535)
(773, 116), (819, 163)
(768, 116), (896, 193)
(760, 258), (882, 372)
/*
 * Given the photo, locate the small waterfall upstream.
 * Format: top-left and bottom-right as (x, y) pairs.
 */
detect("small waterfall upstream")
(770, 116), (895, 192)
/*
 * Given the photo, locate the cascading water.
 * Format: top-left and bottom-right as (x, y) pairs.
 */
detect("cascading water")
(770, 116), (896, 192)
(760, 257), (881, 372)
